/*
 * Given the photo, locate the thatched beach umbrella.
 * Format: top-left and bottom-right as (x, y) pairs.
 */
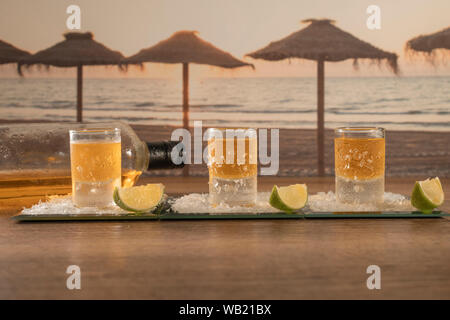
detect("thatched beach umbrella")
(124, 31), (253, 130)
(0, 39), (30, 64)
(406, 26), (449, 61)
(247, 19), (398, 176)
(19, 32), (124, 122)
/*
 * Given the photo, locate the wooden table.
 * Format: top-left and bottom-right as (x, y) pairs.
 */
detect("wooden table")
(0, 177), (449, 299)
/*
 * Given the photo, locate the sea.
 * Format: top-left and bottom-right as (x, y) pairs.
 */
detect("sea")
(0, 76), (449, 131)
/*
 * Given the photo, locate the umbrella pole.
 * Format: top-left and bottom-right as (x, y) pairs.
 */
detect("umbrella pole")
(77, 65), (83, 122)
(182, 62), (189, 176)
(182, 63), (189, 130)
(317, 59), (325, 176)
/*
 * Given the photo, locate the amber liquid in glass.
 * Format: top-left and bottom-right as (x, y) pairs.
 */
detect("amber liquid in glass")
(0, 169), (141, 210)
(335, 137), (385, 204)
(208, 136), (257, 207)
(0, 169), (141, 200)
(70, 140), (122, 207)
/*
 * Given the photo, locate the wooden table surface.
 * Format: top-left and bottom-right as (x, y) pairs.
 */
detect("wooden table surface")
(0, 176), (449, 299)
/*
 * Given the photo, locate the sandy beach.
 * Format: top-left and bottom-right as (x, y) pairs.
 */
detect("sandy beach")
(2, 119), (448, 177)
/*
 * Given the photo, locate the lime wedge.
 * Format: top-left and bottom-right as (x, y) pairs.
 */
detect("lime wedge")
(411, 177), (444, 213)
(113, 183), (164, 213)
(269, 184), (308, 213)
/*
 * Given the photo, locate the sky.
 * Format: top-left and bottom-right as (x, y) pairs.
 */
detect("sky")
(0, 0), (449, 78)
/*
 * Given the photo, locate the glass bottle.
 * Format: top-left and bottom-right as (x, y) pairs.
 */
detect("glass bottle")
(0, 121), (184, 201)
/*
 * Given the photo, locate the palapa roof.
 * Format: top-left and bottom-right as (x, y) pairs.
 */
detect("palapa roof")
(19, 32), (124, 69)
(247, 19), (398, 73)
(124, 30), (253, 69)
(0, 39), (30, 64)
(406, 26), (450, 53)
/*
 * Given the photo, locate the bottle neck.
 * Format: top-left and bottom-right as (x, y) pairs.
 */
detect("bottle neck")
(145, 141), (185, 170)
(135, 140), (151, 173)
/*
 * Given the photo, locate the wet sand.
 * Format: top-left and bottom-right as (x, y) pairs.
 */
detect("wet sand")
(1, 119), (449, 177)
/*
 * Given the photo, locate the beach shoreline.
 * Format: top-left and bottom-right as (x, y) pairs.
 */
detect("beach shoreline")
(1, 119), (449, 177)
(1, 77), (449, 132)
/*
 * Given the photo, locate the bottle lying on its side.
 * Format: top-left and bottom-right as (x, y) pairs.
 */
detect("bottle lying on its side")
(0, 121), (184, 201)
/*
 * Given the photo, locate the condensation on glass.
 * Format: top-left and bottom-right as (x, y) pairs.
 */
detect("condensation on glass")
(334, 127), (385, 205)
(207, 128), (258, 207)
(69, 128), (121, 208)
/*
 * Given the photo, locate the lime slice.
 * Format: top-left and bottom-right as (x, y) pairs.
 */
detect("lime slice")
(113, 183), (164, 213)
(269, 184), (308, 213)
(411, 177), (444, 213)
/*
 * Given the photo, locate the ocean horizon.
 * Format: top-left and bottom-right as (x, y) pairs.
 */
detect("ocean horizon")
(0, 76), (449, 131)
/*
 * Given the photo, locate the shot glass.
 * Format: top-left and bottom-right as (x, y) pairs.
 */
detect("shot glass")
(69, 128), (121, 207)
(207, 128), (258, 207)
(334, 127), (385, 204)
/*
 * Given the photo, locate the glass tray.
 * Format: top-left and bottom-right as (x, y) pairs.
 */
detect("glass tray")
(13, 210), (449, 222)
